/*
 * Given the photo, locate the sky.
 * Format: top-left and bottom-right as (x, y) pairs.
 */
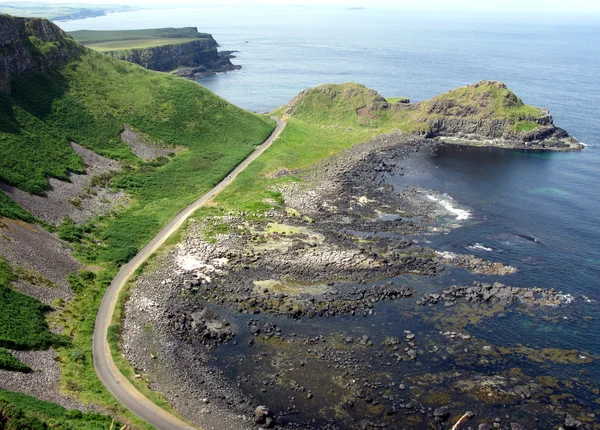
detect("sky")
(34, 0), (600, 15)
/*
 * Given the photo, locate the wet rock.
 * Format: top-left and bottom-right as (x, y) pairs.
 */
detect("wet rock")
(254, 405), (271, 425)
(420, 282), (575, 307)
(564, 415), (582, 429)
(433, 407), (449, 421)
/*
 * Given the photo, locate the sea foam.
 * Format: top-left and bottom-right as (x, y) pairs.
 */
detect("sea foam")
(426, 194), (471, 220)
(467, 243), (493, 252)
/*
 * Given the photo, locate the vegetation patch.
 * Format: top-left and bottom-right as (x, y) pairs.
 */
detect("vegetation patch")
(0, 257), (67, 350)
(0, 348), (31, 372)
(0, 390), (121, 429)
(0, 190), (36, 222)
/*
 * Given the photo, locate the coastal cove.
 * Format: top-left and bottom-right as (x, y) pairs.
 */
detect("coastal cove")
(55, 7), (600, 430)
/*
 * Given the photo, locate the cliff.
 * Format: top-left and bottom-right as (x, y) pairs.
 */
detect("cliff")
(105, 39), (240, 76)
(0, 14), (82, 94)
(70, 27), (240, 77)
(281, 81), (582, 151)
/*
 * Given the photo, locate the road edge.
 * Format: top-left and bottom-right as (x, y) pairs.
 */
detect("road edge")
(92, 118), (286, 430)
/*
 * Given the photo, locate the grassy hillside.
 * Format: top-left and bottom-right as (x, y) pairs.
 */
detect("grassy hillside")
(70, 27), (213, 51)
(0, 15), (274, 425)
(0, 390), (121, 429)
(1, 35), (274, 262)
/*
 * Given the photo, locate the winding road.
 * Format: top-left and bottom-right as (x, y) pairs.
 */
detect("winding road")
(92, 119), (286, 430)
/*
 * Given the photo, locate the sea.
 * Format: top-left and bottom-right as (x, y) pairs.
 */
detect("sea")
(61, 7), (600, 427)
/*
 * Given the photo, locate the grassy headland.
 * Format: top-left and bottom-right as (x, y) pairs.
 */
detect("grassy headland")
(70, 27), (213, 52)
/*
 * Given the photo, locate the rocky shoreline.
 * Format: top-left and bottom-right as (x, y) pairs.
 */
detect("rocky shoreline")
(122, 132), (595, 429)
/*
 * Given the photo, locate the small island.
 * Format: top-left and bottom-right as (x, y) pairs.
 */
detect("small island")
(69, 27), (241, 78)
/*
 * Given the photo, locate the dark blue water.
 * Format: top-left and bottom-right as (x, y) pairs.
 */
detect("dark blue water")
(61, 8), (600, 426)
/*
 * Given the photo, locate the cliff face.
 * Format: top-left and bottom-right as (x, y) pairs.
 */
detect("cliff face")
(104, 38), (240, 76)
(0, 14), (81, 94)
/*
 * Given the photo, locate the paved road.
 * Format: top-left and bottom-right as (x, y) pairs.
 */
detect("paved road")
(92, 119), (286, 430)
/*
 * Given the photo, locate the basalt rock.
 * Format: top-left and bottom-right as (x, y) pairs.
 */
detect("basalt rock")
(103, 31), (240, 77)
(0, 14), (83, 94)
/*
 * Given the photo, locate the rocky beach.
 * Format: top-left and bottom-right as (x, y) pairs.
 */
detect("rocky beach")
(122, 133), (597, 429)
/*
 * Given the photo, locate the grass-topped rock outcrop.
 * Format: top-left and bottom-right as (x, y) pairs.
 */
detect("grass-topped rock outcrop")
(70, 27), (241, 77)
(280, 81), (582, 151)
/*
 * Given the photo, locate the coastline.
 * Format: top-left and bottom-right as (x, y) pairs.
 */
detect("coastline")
(119, 132), (592, 429)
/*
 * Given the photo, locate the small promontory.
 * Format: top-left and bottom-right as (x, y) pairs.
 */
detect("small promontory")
(280, 81), (582, 151)
(70, 27), (240, 77)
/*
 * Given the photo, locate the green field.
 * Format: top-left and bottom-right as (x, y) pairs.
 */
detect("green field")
(70, 27), (212, 52)
(84, 37), (199, 52)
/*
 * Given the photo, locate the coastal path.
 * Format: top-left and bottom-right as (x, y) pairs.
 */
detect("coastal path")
(92, 118), (286, 430)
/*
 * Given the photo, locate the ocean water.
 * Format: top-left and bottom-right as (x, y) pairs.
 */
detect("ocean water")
(61, 8), (600, 427)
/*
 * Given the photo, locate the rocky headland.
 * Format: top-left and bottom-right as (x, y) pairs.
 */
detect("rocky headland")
(70, 27), (241, 78)
(282, 81), (583, 151)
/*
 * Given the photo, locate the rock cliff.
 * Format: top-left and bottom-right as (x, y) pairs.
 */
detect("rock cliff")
(0, 14), (81, 94)
(102, 32), (240, 77)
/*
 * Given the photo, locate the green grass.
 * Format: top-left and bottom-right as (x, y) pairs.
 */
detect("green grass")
(276, 82), (544, 140)
(386, 97), (410, 104)
(0, 348), (31, 372)
(70, 27), (208, 44)
(70, 27), (213, 52)
(86, 38), (199, 52)
(513, 120), (540, 132)
(0, 257), (68, 350)
(206, 116), (387, 215)
(0, 390), (121, 429)
(0, 190), (36, 222)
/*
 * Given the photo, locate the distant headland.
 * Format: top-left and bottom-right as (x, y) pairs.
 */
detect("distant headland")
(69, 27), (241, 78)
